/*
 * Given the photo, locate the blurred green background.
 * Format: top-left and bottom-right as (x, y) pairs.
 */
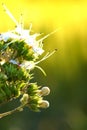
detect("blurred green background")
(0, 0), (87, 130)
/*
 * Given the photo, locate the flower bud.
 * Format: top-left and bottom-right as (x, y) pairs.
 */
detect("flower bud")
(39, 87), (50, 96)
(0, 59), (6, 65)
(20, 94), (29, 105)
(39, 100), (49, 108)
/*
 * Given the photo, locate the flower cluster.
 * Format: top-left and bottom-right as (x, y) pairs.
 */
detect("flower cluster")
(20, 84), (50, 111)
(0, 4), (56, 117)
(0, 23), (51, 111)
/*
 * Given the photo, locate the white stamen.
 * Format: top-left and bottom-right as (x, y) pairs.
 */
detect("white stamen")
(35, 49), (57, 64)
(38, 29), (58, 43)
(29, 23), (32, 33)
(2, 3), (19, 26)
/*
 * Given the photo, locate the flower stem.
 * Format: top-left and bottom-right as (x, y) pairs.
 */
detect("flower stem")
(0, 104), (25, 119)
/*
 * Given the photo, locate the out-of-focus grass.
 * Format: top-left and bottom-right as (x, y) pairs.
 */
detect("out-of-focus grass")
(0, 0), (87, 130)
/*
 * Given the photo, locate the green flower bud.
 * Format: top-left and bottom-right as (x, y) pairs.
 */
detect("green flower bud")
(20, 94), (29, 105)
(0, 73), (8, 81)
(27, 83), (40, 96)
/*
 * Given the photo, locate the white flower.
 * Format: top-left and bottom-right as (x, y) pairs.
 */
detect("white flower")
(20, 61), (35, 70)
(9, 59), (35, 70)
(1, 26), (44, 55)
(0, 32), (19, 42)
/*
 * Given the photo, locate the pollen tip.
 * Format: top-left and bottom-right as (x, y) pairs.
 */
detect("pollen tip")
(55, 49), (58, 51)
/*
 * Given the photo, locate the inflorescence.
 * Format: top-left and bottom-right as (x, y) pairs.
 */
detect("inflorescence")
(0, 4), (56, 118)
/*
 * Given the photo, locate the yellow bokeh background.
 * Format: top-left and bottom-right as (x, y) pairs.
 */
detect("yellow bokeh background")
(0, 0), (87, 33)
(0, 0), (87, 58)
(0, 1), (87, 130)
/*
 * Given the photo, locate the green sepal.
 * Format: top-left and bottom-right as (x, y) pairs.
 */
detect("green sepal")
(0, 88), (7, 103)
(0, 72), (8, 81)
(28, 104), (40, 112)
(27, 83), (40, 96)
(1, 84), (12, 99)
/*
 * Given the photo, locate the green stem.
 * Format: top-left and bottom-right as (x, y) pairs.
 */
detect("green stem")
(0, 104), (25, 119)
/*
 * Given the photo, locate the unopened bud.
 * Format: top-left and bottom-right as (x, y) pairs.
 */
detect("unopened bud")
(39, 100), (49, 108)
(39, 87), (50, 96)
